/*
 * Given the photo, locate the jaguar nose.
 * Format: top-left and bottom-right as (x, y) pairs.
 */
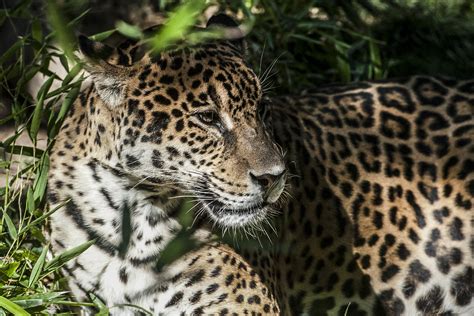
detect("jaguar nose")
(250, 170), (285, 192)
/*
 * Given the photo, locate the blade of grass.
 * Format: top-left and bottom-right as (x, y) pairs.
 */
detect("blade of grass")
(89, 29), (116, 42)
(90, 293), (109, 315)
(49, 85), (80, 139)
(0, 296), (31, 316)
(32, 154), (49, 202)
(31, 19), (43, 43)
(334, 41), (351, 82)
(62, 63), (82, 87)
(29, 76), (54, 143)
(43, 240), (95, 274)
(26, 188), (34, 215)
(18, 201), (67, 237)
(46, 0), (75, 60)
(28, 244), (49, 288)
(116, 21), (143, 39)
(0, 41), (22, 65)
(369, 38), (383, 79)
(0, 144), (44, 159)
(2, 211), (18, 240)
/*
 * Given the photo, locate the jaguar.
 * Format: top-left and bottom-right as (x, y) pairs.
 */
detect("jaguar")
(47, 14), (473, 315)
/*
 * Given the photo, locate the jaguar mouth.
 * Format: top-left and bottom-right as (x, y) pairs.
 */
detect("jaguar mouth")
(208, 200), (268, 215)
(201, 200), (271, 227)
(192, 175), (287, 228)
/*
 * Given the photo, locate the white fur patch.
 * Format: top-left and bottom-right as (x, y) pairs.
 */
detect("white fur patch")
(221, 113), (234, 130)
(94, 76), (126, 108)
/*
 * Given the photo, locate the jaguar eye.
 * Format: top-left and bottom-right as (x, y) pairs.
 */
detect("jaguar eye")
(196, 111), (219, 125)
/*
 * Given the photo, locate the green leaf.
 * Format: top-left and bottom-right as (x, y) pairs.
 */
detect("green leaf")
(17, 65), (42, 91)
(0, 296), (31, 316)
(30, 76), (54, 142)
(43, 240), (95, 274)
(54, 86), (80, 125)
(18, 201), (67, 237)
(116, 21), (143, 39)
(59, 54), (70, 73)
(12, 292), (66, 302)
(149, 0), (208, 52)
(67, 8), (91, 28)
(89, 29), (116, 42)
(62, 63), (82, 87)
(2, 211), (18, 240)
(32, 19), (43, 42)
(36, 74), (56, 99)
(46, 0), (76, 60)
(0, 261), (20, 278)
(369, 39), (383, 79)
(11, 299), (42, 309)
(0, 40), (22, 65)
(334, 41), (351, 82)
(110, 304), (152, 315)
(12, 292), (66, 309)
(26, 187), (35, 215)
(154, 229), (198, 272)
(28, 244), (49, 287)
(178, 198), (194, 227)
(33, 154), (50, 202)
(48, 84), (79, 139)
(90, 294), (109, 316)
(0, 144), (44, 159)
(45, 80), (82, 99)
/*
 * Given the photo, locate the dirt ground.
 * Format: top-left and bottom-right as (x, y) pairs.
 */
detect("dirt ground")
(0, 124), (47, 187)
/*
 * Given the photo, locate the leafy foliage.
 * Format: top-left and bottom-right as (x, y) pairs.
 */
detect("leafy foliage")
(1, 0), (473, 314)
(243, 0), (474, 93)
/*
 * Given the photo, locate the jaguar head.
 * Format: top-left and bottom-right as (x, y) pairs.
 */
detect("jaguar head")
(79, 15), (287, 228)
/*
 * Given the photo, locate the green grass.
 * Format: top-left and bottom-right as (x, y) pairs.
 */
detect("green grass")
(1, 0), (473, 314)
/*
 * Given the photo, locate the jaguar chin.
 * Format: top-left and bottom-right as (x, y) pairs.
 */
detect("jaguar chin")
(195, 172), (288, 228)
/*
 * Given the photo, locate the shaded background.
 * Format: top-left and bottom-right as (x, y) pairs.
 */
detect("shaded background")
(1, 0), (474, 96)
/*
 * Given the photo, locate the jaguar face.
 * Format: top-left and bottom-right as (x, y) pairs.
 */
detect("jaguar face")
(79, 17), (287, 228)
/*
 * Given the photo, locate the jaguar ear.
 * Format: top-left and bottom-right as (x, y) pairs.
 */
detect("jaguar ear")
(206, 13), (239, 28)
(206, 14), (246, 55)
(78, 35), (129, 108)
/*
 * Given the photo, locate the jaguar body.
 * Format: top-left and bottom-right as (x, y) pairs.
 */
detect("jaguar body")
(47, 15), (473, 315)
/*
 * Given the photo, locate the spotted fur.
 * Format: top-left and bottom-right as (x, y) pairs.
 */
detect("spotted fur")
(48, 15), (473, 315)
(268, 77), (473, 315)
